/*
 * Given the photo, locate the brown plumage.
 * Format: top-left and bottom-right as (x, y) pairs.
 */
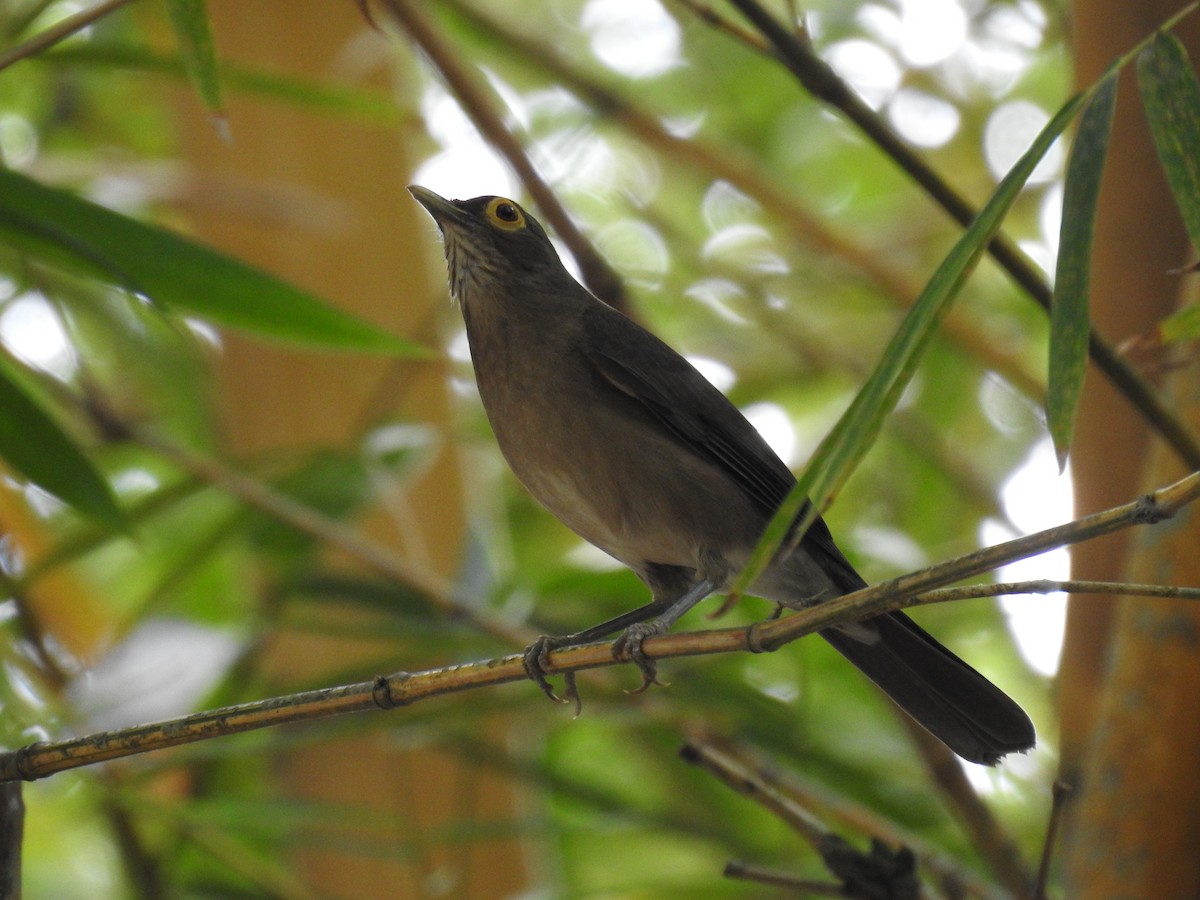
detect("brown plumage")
(411, 186), (1034, 765)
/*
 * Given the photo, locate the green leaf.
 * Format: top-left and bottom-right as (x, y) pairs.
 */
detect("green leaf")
(1049, 73), (1118, 471)
(1160, 302), (1200, 342)
(1138, 32), (1200, 255)
(165, 0), (225, 122)
(0, 169), (420, 353)
(245, 451), (372, 559)
(0, 357), (122, 527)
(44, 44), (404, 123)
(287, 573), (437, 620)
(735, 86), (1090, 594)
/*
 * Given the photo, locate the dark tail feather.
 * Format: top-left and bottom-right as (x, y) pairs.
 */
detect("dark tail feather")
(821, 611), (1035, 765)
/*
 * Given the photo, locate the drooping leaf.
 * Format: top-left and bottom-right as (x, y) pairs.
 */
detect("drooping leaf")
(1049, 73), (1118, 471)
(0, 169), (420, 354)
(164, 0), (225, 123)
(1138, 32), (1200, 256)
(736, 86), (1089, 593)
(0, 356), (122, 527)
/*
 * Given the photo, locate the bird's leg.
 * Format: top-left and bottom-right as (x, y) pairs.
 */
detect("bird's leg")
(523, 599), (671, 713)
(613, 578), (719, 693)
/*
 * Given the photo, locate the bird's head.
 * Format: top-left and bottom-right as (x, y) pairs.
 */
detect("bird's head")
(409, 186), (569, 305)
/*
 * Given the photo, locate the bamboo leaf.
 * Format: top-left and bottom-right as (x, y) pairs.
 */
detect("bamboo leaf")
(0, 357), (122, 527)
(44, 43), (403, 123)
(0, 169), (419, 354)
(1049, 73), (1118, 471)
(165, 0), (225, 123)
(735, 88), (1088, 594)
(1138, 32), (1200, 255)
(1160, 303), (1200, 343)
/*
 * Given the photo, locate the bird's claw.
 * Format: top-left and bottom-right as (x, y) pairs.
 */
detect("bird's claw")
(522, 637), (558, 700)
(614, 622), (669, 693)
(523, 636), (582, 715)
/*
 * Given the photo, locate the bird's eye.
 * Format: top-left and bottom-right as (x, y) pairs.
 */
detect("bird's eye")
(486, 197), (526, 231)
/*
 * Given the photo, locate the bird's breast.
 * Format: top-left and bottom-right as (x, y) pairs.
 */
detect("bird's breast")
(476, 367), (756, 571)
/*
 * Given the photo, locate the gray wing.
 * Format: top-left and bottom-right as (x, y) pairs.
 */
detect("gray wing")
(580, 303), (865, 592)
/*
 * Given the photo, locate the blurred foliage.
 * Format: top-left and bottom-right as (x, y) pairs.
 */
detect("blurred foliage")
(3, 0), (1190, 897)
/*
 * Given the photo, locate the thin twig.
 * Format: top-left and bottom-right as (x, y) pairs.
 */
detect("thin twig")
(906, 585), (1189, 891)
(75, 379), (527, 645)
(378, 0), (630, 314)
(680, 740), (828, 847)
(921, 579), (1200, 603)
(103, 794), (168, 900)
(2, 1), (57, 42)
(1034, 781), (1072, 899)
(684, 737), (997, 897)
(686, 740), (921, 898)
(444, 733), (736, 845)
(0, 782), (22, 899)
(763, 756), (1006, 899)
(724, 861), (843, 893)
(666, 0), (769, 50)
(720, 0), (1200, 470)
(901, 722), (1033, 896)
(439, 0), (1044, 402)
(0, 0), (138, 72)
(2, 469), (1195, 783)
(31, 370), (513, 645)
(752, 471), (1200, 650)
(125, 422), (528, 646)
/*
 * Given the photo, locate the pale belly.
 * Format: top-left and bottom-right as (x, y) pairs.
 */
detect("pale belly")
(503, 423), (763, 576)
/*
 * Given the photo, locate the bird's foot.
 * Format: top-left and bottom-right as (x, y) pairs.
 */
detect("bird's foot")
(613, 621), (670, 694)
(523, 636), (581, 715)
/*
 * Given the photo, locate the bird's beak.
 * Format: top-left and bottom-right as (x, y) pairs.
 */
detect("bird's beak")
(408, 185), (470, 230)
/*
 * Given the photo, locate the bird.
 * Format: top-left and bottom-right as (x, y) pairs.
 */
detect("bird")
(409, 185), (1035, 765)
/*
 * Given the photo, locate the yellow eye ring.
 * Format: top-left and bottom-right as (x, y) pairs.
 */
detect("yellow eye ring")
(486, 197), (526, 231)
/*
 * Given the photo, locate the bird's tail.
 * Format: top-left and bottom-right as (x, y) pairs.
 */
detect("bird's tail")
(821, 611), (1035, 765)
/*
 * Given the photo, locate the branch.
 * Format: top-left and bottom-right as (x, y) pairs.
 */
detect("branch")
(0, 0), (138, 72)
(724, 861), (845, 893)
(2, 469), (1195, 784)
(439, 0), (1045, 402)
(378, 0), (631, 314)
(899, 722), (1033, 895)
(751, 470), (1200, 650)
(680, 739), (829, 847)
(73, 385), (530, 647)
(1034, 781), (1072, 900)
(921, 579), (1200, 603)
(683, 738), (999, 897)
(689, 741), (923, 898)
(0, 782), (21, 899)
(668, 0), (768, 50)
